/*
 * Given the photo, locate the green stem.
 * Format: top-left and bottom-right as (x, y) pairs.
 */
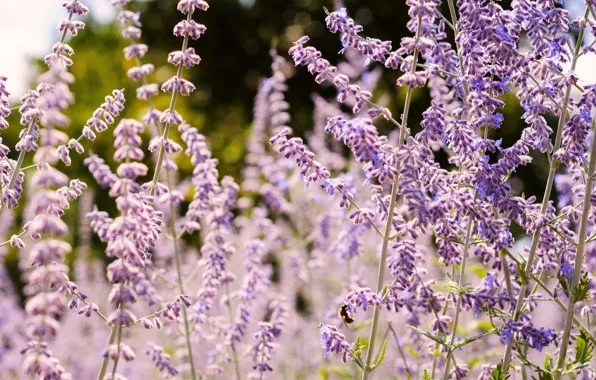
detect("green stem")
(0, 119), (35, 221)
(97, 326), (117, 380)
(141, 8), (198, 379)
(431, 266), (457, 378)
(500, 7), (590, 372)
(439, 2), (476, 377)
(446, 0), (469, 97)
(502, 249), (596, 346)
(224, 283), (242, 380)
(360, 15), (422, 380)
(110, 325), (124, 378)
(0, 11), (74, 213)
(441, 193), (477, 380)
(388, 322), (411, 376)
(500, 251), (513, 298)
(165, 169), (198, 380)
(553, 119), (596, 379)
(149, 9), (193, 195)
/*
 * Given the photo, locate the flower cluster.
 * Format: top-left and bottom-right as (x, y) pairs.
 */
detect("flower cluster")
(21, 179), (87, 379)
(318, 324), (352, 363)
(500, 319), (556, 352)
(57, 89), (125, 166)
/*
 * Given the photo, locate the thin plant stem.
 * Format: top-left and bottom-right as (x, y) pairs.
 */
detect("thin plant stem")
(441, 192), (477, 380)
(520, 347), (529, 380)
(519, 270), (545, 315)
(110, 324), (124, 378)
(97, 326), (117, 380)
(149, 9), (193, 195)
(440, 2), (476, 376)
(500, 7), (591, 371)
(431, 266), (457, 378)
(165, 169), (198, 380)
(388, 323), (411, 377)
(502, 249), (596, 346)
(0, 11), (74, 214)
(133, 7), (198, 378)
(500, 251), (513, 298)
(0, 119), (35, 222)
(360, 14), (422, 380)
(373, 324), (391, 365)
(553, 118), (596, 379)
(349, 199), (384, 239)
(224, 283), (242, 380)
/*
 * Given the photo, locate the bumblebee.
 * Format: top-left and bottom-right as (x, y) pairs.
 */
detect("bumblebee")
(338, 304), (354, 327)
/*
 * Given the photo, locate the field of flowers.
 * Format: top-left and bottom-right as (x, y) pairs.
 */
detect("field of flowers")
(2, 0), (596, 379)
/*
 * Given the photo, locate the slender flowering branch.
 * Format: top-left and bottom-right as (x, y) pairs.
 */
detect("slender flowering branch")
(361, 12), (423, 380)
(149, 0), (206, 195)
(0, 0), (87, 215)
(553, 121), (596, 378)
(500, 6), (592, 371)
(110, 1), (200, 377)
(440, 0), (478, 376)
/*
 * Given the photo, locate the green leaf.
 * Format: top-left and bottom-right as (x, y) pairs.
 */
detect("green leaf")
(353, 319), (372, 331)
(537, 371), (554, 380)
(577, 327), (594, 363)
(516, 261), (529, 286)
(352, 336), (364, 362)
(319, 367), (329, 380)
(565, 327), (595, 374)
(328, 366), (353, 378)
(558, 274), (571, 299)
(468, 358), (482, 370)
(573, 272), (592, 303)
(444, 280), (473, 296)
(534, 354), (554, 380)
(405, 343), (419, 358)
(436, 235), (463, 244)
(453, 329), (496, 349)
(489, 362), (510, 380)
(327, 277), (344, 289)
(371, 340), (387, 371)
(380, 284), (390, 299)
(422, 370), (432, 380)
(471, 265), (488, 279)
(544, 353), (553, 371)
(407, 325), (447, 347)
(474, 320), (495, 332)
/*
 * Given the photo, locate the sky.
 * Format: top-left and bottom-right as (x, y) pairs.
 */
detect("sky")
(0, 0), (115, 98)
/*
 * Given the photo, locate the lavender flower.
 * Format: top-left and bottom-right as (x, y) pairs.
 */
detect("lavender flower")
(325, 116), (397, 183)
(500, 319), (555, 352)
(0, 77), (10, 130)
(146, 343), (179, 377)
(318, 324), (352, 363)
(250, 322), (276, 373)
